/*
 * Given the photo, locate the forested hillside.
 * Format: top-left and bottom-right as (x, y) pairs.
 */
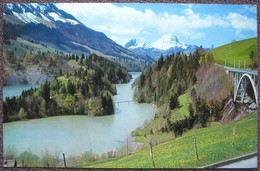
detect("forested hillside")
(132, 47), (233, 141)
(133, 48), (203, 105)
(4, 53), (131, 122)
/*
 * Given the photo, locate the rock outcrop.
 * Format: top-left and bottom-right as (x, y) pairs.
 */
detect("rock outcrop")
(4, 67), (53, 85)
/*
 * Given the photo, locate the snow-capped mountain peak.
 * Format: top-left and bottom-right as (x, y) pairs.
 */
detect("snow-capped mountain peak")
(124, 34), (198, 60)
(4, 3), (80, 26)
(124, 38), (153, 49)
(151, 34), (187, 50)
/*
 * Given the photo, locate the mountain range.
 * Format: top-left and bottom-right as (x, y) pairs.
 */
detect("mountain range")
(3, 3), (153, 71)
(124, 34), (199, 59)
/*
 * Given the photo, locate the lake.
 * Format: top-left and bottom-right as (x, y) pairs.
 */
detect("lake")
(3, 72), (156, 157)
(3, 84), (40, 100)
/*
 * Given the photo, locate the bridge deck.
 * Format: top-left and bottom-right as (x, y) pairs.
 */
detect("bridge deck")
(115, 100), (133, 104)
(227, 68), (257, 76)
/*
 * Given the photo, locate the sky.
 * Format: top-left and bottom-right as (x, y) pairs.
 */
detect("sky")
(56, 3), (257, 48)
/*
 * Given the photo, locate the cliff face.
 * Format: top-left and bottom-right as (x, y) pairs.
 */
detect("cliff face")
(3, 54), (72, 86)
(4, 67), (53, 85)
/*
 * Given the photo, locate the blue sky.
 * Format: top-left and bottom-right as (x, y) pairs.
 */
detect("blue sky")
(56, 3), (257, 48)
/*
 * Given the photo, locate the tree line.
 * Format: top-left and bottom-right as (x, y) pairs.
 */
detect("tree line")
(133, 47), (203, 105)
(133, 47), (228, 140)
(4, 54), (131, 122)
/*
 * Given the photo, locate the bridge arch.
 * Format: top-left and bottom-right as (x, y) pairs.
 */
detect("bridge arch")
(234, 73), (257, 104)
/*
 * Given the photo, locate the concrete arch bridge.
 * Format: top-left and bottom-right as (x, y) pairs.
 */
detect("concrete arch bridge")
(228, 68), (257, 107)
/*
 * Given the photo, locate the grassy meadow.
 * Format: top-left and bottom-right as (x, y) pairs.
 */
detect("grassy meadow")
(75, 111), (257, 168)
(206, 37), (257, 68)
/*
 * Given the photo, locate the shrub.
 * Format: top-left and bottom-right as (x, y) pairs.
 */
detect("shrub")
(19, 151), (40, 167)
(41, 149), (59, 167)
(82, 151), (94, 163)
(4, 145), (18, 160)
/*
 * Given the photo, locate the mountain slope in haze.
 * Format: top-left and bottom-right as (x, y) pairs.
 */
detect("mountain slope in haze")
(125, 34), (199, 59)
(206, 37), (257, 69)
(3, 3), (153, 70)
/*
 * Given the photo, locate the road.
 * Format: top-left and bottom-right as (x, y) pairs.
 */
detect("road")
(218, 156), (257, 168)
(202, 152), (257, 169)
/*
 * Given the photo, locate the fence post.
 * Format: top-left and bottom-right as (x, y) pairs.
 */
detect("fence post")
(194, 137), (199, 161)
(63, 153), (67, 168)
(232, 128), (236, 148)
(149, 142), (155, 168)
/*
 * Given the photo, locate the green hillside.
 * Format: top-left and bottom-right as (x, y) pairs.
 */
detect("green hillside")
(133, 92), (190, 143)
(206, 37), (257, 68)
(76, 111), (257, 168)
(170, 93), (189, 122)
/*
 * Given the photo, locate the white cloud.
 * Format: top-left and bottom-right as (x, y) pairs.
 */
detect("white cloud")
(205, 15), (229, 27)
(235, 30), (245, 38)
(243, 5), (256, 13)
(142, 30), (152, 36)
(183, 8), (193, 15)
(109, 35), (129, 46)
(226, 12), (256, 31)
(182, 31), (205, 39)
(56, 3), (257, 44)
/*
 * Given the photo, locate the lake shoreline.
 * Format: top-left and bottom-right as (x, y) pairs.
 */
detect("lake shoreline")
(3, 72), (156, 157)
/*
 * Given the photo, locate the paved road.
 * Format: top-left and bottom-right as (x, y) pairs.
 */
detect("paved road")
(218, 156), (257, 168)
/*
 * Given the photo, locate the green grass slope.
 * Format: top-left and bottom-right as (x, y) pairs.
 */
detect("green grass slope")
(207, 37), (257, 68)
(4, 38), (56, 56)
(133, 93), (189, 143)
(78, 111), (257, 168)
(170, 93), (189, 122)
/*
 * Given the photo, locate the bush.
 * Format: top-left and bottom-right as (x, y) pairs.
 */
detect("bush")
(82, 151), (94, 163)
(18, 108), (27, 120)
(19, 151), (40, 167)
(115, 145), (134, 158)
(4, 145), (18, 160)
(41, 149), (59, 167)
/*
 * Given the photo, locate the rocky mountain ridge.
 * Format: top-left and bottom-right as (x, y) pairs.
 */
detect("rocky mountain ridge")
(125, 34), (199, 59)
(4, 3), (153, 63)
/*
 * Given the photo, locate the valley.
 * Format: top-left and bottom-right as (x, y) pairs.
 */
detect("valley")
(2, 2), (257, 169)
(4, 72), (156, 161)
